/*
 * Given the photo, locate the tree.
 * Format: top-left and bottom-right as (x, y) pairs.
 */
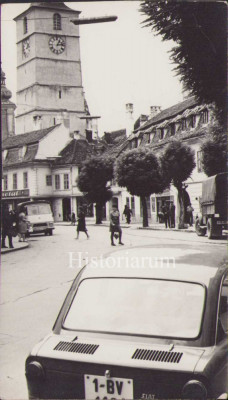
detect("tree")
(160, 140), (196, 229)
(77, 156), (114, 224)
(140, 1), (227, 124)
(115, 148), (164, 227)
(201, 122), (227, 177)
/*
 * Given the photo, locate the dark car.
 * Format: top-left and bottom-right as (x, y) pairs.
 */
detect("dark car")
(25, 247), (228, 399)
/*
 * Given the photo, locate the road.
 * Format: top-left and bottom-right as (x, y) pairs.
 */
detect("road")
(0, 223), (227, 399)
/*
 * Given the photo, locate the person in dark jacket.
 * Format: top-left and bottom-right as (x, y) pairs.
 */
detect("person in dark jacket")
(170, 203), (176, 228)
(110, 206), (124, 246)
(76, 207), (89, 239)
(1, 204), (14, 248)
(123, 204), (133, 224)
(71, 212), (76, 226)
(162, 203), (170, 229)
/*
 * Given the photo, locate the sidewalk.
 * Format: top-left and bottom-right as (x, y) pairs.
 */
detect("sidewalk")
(1, 241), (29, 254)
(55, 220), (195, 233)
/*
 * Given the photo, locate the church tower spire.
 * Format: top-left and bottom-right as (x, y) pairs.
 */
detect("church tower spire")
(1, 67), (16, 140)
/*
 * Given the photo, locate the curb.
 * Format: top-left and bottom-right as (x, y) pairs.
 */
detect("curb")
(138, 227), (195, 233)
(1, 242), (29, 254)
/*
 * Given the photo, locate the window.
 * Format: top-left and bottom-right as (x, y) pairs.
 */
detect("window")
(182, 119), (187, 130)
(64, 278), (205, 339)
(202, 110), (209, 124)
(13, 173), (17, 189)
(170, 124), (176, 136)
(46, 175), (52, 186)
(190, 115), (196, 128)
(160, 128), (164, 139)
(23, 17), (28, 34)
(126, 197), (130, 208)
(23, 172), (28, 189)
(59, 90), (62, 99)
(53, 13), (61, 30)
(3, 175), (8, 190)
(197, 151), (203, 173)
(55, 174), (60, 190)
(64, 174), (69, 189)
(53, 118), (56, 125)
(217, 275), (228, 342)
(131, 197), (135, 217)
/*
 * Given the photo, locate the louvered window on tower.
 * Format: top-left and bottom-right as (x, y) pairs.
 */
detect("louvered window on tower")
(23, 17), (28, 34)
(53, 13), (62, 30)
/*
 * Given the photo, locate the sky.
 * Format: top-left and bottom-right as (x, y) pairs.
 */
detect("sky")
(1, 1), (184, 135)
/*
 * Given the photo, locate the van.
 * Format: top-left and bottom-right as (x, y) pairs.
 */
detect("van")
(17, 200), (55, 236)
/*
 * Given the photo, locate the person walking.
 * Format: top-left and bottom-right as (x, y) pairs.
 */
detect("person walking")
(18, 208), (28, 242)
(71, 212), (76, 226)
(1, 204), (14, 248)
(187, 204), (194, 226)
(123, 204), (133, 224)
(76, 207), (89, 239)
(110, 205), (124, 246)
(162, 203), (170, 229)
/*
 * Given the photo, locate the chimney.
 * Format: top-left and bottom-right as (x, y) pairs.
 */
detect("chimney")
(72, 130), (81, 140)
(150, 106), (161, 118)
(125, 103), (134, 137)
(86, 130), (92, 142)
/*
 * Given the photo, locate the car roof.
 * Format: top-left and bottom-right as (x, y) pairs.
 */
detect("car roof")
(80, 247), (226, 287)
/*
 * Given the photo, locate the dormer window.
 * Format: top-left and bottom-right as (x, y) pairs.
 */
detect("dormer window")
(181, 119), (187, 130)
(160, 128), (164, 139)
(202, 110), (208, 124)
(53, 13), (61, 30)
(23, 17), (28, 34)
(19, 146), (27, 160)
(189, 115), (196, 128)
(170, 124), (176, 136)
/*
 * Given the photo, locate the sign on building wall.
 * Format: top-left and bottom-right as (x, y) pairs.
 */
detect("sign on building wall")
(2, 189), (30, 198)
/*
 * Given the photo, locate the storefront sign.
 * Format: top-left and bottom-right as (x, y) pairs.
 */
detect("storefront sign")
(2, 189), (30, 198)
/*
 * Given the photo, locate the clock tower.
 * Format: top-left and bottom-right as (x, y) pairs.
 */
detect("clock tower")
(14, 2), (87, 134)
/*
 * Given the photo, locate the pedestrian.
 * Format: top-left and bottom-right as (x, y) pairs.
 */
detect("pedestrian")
(76, 206), (89, 239)
(187, 204), (194, 226)
(123, 204), (133, 224)
(1, 204), (15, 248)
(71, 212), (76, 226)
(170, 203), (176, 228)
(18, 208), (28, 242)
(110, 205), (124, 246)
(162, 203), (170, 228)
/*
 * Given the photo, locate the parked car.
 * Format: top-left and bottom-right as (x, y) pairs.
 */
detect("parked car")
(17, 200), (54, 236)
(195, 172), (228, 239)
(25, 247), (227, 399)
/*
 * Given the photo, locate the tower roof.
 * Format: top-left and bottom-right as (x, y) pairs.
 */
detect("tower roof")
(1, 68), (14, 102)
(14, 2), (81, 21)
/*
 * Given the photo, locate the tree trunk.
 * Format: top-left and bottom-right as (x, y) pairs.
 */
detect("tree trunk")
(177, 187), (185, 229)
(141, 196), (148, 227)
(95, 203), (103, 224)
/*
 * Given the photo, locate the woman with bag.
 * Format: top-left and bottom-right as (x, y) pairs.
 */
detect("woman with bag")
(18, 209), (28, 242)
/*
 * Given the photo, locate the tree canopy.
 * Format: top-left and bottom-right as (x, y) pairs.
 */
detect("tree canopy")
(77, 155), (114, 223)
(201, 122), (227, 177)
(140, 1), (227, 124)
(115, 147), (164, 226)
(160, 140), (195, 228)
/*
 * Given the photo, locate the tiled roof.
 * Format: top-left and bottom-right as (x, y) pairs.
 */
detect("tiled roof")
(14, 2), (80, 20)
(2, 126), (58, 150)
(103, 129), (126, 145)
(55, 138), (106, 166)
(136, 96), (198, 132)
(104, 137), (130, 158)
(3, 143), (39, 166)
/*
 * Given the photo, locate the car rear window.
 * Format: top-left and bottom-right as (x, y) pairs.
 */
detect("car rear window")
(63, 278), (205, 339)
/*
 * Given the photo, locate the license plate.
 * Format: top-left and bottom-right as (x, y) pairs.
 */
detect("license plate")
(84, 374), (133, 400)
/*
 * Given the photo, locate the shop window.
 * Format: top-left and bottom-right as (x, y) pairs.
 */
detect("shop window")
(55, 174), (60, 190)
(46, 175), (52, 186)
(131, 196), (135, 217)
(53, 13), (61, 30)
(197, 151), (203, 173)
(64, 174), (69, 190)
(13, 173), (17, 189)
(3, 175), (8, 190)
(23, 17), (28, 34)
(23, 172), (28, 189)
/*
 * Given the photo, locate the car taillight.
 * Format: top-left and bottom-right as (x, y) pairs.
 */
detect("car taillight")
(26, 361), (45, 380)
(182, 380), (207, 399)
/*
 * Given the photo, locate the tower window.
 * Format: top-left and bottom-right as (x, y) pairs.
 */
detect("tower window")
(53, 13), (62, 30)
(23, 17), (28, 34)
(59, 90), (62, 99)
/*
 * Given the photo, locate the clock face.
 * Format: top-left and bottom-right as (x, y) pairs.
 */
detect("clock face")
(23, 39), (30, 57)
(49, 36), (65, 54)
